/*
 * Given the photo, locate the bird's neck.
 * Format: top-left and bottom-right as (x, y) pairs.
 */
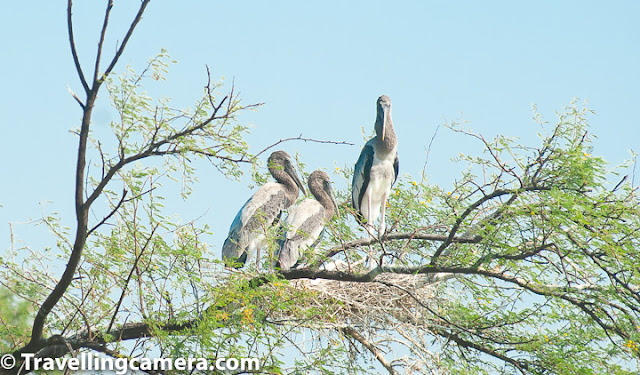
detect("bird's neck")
(272, 170), (301, 204)
(308, 184), (334, 220)
(318, 195), (336, 220)
(375, 117), (397, 154)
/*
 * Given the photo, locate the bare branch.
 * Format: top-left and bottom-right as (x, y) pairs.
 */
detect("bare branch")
(66, 85), (85, 109)
(86, 189), (128, 236)
(205, 65), (216, 108)
(341, 326), (399, 375)
(421, 124), (440, 181)
(252, 135), (354, 161)
(93, 0), (114, 86)
(101, 0), (151, 82)
(66, 0), (89, 94)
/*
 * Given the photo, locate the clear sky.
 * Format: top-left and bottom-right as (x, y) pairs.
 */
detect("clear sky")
(1, 1), (639, 255)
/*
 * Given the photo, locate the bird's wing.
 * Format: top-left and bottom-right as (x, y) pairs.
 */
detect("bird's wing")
(226, 197), (250, 239)
(278, 200), (325, 270)
(246, 183), (289, 227)
(351, 142), (375, 213)
(222, 182), (286, 263)
(222, 196), (253, 262)
(285, 200), (325, 241)
(393, 152), (400, 185)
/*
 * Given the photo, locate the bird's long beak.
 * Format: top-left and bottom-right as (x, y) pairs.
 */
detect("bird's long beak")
(326, 184), (339, 218)
(381, 108), (388, 142)
(286, 161), (306, 195)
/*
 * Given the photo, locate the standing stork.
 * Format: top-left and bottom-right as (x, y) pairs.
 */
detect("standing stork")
(222, 150), (305, 267)
(277, 170), (338, 271)
(352, 95), (399, 237)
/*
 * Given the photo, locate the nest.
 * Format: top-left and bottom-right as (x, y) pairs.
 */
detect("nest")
(287, 272), (442, 327)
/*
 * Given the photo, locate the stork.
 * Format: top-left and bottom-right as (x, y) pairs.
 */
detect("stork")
(352, 95), (399, 237)
(277, 170), (338, 271)
(222, 150), (305, 267)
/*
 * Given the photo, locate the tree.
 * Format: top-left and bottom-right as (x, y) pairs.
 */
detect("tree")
(2, 1), (639, 374)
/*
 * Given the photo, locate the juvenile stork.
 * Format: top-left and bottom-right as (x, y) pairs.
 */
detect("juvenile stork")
(352, 95), (399, 237)
(222, 150), (305, 267)
(277, 170), (338, 271)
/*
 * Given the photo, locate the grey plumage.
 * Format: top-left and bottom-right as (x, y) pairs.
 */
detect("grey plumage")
(352, 95), (399, 236)
(222, 150), (305, 267)
(278, 170), (338, 271)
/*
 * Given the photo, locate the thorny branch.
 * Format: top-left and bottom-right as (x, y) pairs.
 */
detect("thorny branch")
(252, 134), (354, 161)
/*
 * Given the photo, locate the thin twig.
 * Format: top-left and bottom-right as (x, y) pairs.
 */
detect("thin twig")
(341, 326), (399, 375)
(66, 85), (85, 109)
(87, 189), (128, 236)
(107, 224), (158, 333)
(252, 135), (354, 161)
(421, 124), (440, 181)
(93, 0), (114, 86)
(101, 0), (151, 81)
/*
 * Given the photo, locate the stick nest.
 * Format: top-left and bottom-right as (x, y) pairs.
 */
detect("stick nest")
(285, 272), (441, 326)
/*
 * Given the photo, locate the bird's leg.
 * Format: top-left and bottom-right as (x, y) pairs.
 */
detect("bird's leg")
(378, 192), (388, 237)
(366, 247), (377, 271)
(364, 193), (379, 269)
(364, 193), (377, 237)
(367, 193), (373, 229)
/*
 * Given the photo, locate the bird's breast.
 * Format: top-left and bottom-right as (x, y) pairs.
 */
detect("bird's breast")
(368, 157), (396, 189)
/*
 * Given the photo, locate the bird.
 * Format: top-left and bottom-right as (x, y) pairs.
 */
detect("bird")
(352, 95), (399, 237)
(277, 170), (339, 271)
(222, 150), (305, 267)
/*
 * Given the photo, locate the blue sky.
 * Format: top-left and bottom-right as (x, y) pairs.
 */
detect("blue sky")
(1, 1), (639, 254)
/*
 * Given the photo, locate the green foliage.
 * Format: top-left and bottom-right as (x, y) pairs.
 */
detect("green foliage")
(3, 49), (639, 375)
(101, 50), (252, 191)
(0, 287), (32, 352)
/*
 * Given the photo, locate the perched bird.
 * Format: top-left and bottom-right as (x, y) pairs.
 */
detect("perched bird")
(352, 95), (399, 236)
(277, 170), (338, 271)
(222, 150), (305, 267)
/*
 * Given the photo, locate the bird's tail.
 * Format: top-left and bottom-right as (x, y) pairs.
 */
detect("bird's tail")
(351, 196), (368, 227)
(222, 237), (247, 268)
(277, 240), (299, 271)
(353, 209), (368, 227)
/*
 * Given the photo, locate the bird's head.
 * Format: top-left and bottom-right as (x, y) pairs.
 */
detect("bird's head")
(309, 170), (339, 218)
(376, 95), (392, 141)
(268, 150), (306, 195)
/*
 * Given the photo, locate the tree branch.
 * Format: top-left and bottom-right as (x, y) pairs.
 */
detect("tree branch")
(252, 135), (354, 161)
(341, 326), (399, 375)
(101, 0), (151, 81)
(86, 189), (128, 236)
(316, 230), (481, 266)
(107, 224), (157, 333)
(67, 0), (89, 94)
(430, 186), (551, 265)
(84, 94), (230, 209)
(92, 0), (114, 86)
(25, 0), (152, 353)
(436, 327), (528, 374)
